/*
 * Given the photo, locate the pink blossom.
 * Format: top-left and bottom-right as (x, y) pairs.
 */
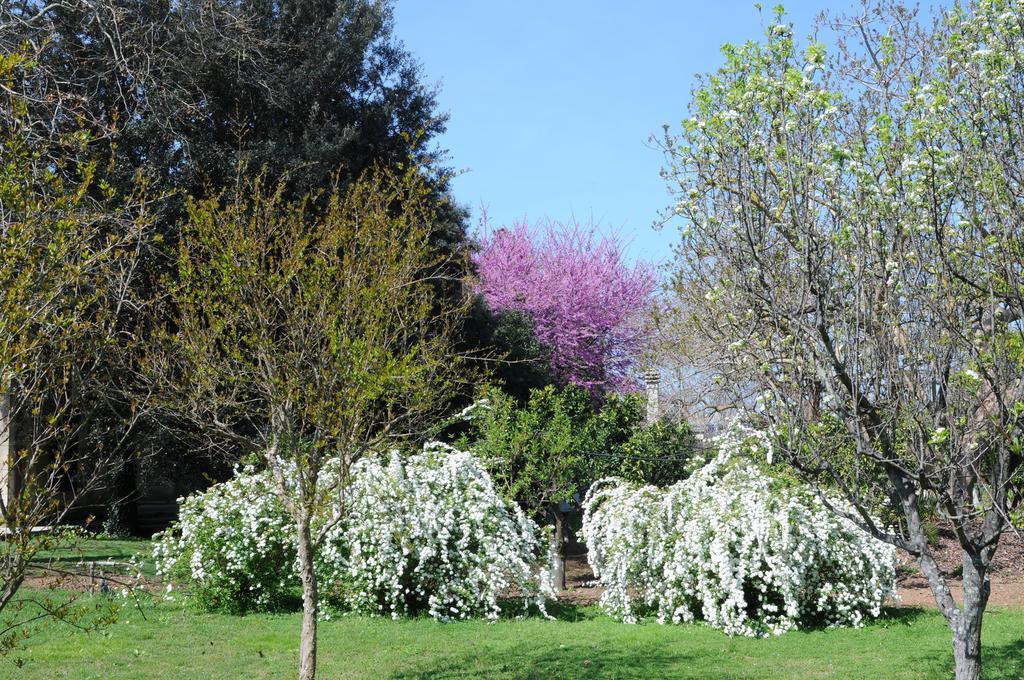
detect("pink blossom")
(473, 219), (658, 395)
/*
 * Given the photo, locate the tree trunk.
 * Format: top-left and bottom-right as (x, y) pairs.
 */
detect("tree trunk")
(550, 504), (566, 591)
(0, 391), (11, 512)
(952, 554), (989, 680)
(296, 518), (319, 680)
(902, 488), (990, 680)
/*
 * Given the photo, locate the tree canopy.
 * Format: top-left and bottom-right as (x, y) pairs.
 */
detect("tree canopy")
(3, 0), (453, 203)
(660, 3), (1023, 678)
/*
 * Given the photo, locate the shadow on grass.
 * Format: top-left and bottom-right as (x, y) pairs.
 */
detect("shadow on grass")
(390, 642), (696, 680)
(863, 607), (1024, 680)
(393, 605), (1021, 680)
(984, 637), (1024, 680)
(158, 594), (594, 622)
(542, 600), (603, 622)
(865, 606), (932, 627)
(391, 605), (958, 679)
(494, 598), (600, 623)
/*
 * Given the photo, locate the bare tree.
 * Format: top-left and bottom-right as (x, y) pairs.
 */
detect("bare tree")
(147, 165), (472, 680)
(0, 46), (154, 653)
(645, 298), (754, 433)
(660, 3), (1023, 679)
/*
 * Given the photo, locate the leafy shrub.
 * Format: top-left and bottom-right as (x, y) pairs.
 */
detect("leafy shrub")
(611, 415), (698, 487)
(461, 384), (697, 509)
(153, 444), (552, 619)
(581, 424), (896, 636)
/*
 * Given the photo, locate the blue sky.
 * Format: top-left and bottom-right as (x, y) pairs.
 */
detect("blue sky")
(391, 1), (860, 266)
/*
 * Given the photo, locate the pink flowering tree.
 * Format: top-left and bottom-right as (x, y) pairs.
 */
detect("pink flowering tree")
(473, 220), (658, 395)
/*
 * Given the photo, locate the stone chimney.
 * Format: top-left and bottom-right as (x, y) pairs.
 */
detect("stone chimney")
(643, 370), (660, 425)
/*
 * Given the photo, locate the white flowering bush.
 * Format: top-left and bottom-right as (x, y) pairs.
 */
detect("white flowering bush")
(153, 443), (552, 619)
(152, 465), (303, 613)
(581, 424), (896, 636)
(335, 442), (552, 620)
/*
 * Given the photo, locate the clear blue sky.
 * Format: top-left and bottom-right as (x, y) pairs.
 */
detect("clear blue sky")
(391, 1), (868, 266)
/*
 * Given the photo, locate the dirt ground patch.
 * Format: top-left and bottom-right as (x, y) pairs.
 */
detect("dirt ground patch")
(23, 568), (150, 595)
(894, 526), (1024, 608)
(896, 574), (1024, 608)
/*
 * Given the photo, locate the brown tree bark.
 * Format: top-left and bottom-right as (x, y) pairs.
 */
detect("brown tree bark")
(949, 554), (989, 680)
(296, 517), (318, 680)
(550, 504), (566, 591)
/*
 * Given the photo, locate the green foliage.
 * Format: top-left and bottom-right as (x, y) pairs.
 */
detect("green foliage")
(460, 385), (590, 513)
(155, 162), (470, 475)
(463, 306), (555, 402)
(458, 385), (696, 513)
(611, 415), (698, 487)
(779, 417), (891, 506)
(8, 0), (456, 214)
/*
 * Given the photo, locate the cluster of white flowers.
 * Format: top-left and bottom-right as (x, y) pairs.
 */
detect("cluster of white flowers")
(152, 463), (302, 612)
(153, 443), (552, 619)
(454, 397), (492, 421)
(334, 442), (553, 620)
(581, 423), (896, 636)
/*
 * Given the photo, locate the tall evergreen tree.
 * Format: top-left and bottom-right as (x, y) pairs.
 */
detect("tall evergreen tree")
(4, 0), (454, 209)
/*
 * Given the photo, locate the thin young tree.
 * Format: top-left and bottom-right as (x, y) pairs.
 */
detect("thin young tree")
(0, 49), (154, 652)
(661, 4), (1022, 678)
(150, 164), (471, 680)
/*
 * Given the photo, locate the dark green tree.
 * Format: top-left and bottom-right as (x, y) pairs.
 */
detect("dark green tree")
(462, 307), (555, 403)
(2, 0), (485, 517)
(3, 0), (457, 219)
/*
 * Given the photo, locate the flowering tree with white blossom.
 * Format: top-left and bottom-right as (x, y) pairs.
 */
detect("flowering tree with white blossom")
(660, 3), (1023, 678)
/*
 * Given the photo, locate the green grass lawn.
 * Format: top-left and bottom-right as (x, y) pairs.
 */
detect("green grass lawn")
(5, 598), (1024, 679)
(8, 538), (1024, 679)
(29, 536), (158, 579)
